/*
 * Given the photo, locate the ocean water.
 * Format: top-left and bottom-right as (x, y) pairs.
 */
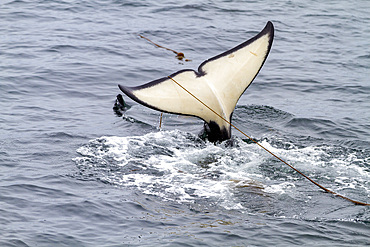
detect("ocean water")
(1, 0), (369, 246)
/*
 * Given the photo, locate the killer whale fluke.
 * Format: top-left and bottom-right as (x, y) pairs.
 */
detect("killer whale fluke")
(119, 21), (274, 142)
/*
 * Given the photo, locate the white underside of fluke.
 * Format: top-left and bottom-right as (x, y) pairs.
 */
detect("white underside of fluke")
(119, 21), (274, 139)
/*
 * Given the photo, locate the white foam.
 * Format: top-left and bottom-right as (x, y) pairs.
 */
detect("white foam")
(264, 182), (296, 194)
(75, 130), (369, 210)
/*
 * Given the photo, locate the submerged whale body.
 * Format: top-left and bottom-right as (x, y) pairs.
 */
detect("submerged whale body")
(119, 21), (274, 142)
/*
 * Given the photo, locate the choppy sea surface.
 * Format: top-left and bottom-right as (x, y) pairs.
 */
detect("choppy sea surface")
(1, 0), (369, 246)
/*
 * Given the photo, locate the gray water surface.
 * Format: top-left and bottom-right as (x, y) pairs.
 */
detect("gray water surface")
(1, 0), (369, 246)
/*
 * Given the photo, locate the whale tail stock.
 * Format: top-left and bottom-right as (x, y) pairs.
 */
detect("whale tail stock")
(119, 21), (274, 142)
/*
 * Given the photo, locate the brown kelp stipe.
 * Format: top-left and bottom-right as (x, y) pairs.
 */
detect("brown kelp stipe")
(138, 34), (190, 61)
(168, 76), (369, 206)
(159, 112), (163, 129)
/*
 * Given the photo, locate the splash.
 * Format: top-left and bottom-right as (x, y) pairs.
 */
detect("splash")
(74, 130), (369, 212)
